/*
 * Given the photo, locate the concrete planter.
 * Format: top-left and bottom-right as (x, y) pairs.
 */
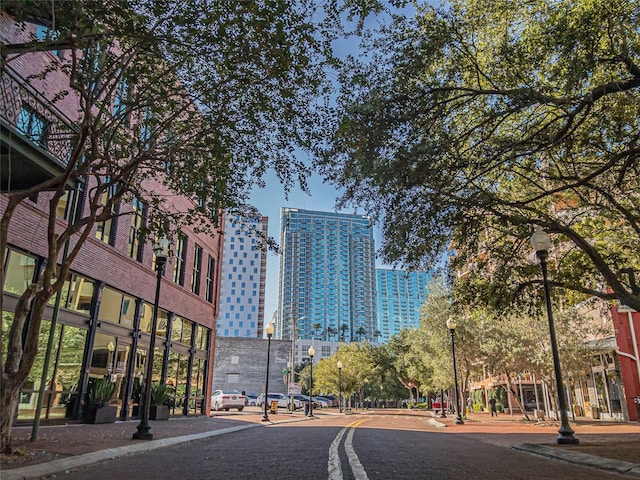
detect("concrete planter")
(85, 405), (117, 424)
(150, 405), (170, 420)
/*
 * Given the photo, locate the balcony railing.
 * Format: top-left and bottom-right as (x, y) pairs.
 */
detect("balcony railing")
(0, 66), (78, 166)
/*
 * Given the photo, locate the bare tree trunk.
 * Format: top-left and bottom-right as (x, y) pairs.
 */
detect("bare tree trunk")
(504, 372), (531, 421)
(1, 284), (46, 453)
(0, 379), (20, 454)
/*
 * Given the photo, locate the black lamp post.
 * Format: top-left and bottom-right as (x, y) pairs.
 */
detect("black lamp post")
(337, 360), (343, 413)
(439, 387), (446, 418)
(530, 226), (579, 444)
(133, 237), (170, 440)
(446, 317), (464, 425)
(308, 346), (315, 418)
(262, 322), (275, 422)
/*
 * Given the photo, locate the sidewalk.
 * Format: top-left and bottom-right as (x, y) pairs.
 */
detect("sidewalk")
(427, 410), (640, 477)
(1, 408), (639, 479)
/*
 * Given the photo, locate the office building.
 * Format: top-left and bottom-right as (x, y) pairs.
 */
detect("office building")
(217, 215), (268, 338)
(277, 208), (376, 342)
(376, 269), (430, 343)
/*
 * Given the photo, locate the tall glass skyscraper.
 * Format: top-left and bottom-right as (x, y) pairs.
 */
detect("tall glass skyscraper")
(277, 208), (377, 342)
(376, 269), (430, 343)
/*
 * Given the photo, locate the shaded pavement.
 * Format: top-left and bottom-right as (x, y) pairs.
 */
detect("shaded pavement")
(1, 407), (639, 479)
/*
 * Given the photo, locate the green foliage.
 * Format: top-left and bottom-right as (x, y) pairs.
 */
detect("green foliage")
(88, 378), (115, 407)
(489, 386), (507, 409)
(150, 383), (171, 406)
(321, 0), (640, 313)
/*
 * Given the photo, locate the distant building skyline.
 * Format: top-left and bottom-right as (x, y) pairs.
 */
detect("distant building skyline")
(376, 268), (431, 343)
(276, 208), (377, 342)
(217, 215), (268, 338)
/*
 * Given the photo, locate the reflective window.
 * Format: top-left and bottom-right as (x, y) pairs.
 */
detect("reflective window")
(3, 249), (37, 295)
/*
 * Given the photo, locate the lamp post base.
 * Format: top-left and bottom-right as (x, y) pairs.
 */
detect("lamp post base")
(261, 415), (270, 422)
(132, 424), (153, 440)
(557, 425), (579, 444)
(454, 415), (464, 425)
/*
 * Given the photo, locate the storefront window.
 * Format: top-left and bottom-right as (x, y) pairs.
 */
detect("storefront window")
(167, 352), (189, 412)
(3, 250), (37, 295)
(98, 288), (123, 324)
(140, 302), (169, 337)
(171, 316), (193, 345)
(17, 320), (87, 420)
(194, 325), (209, 351)
(98, 287), (135, 325)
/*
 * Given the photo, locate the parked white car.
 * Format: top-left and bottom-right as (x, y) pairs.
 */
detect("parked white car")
(256, 393), (289, 409)
(211, 390), (246, 411)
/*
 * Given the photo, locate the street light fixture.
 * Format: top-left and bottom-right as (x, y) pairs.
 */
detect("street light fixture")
(133, 236), (171, 440)
(530, 226), (579, 445)
(446, 317), (464, 425)
(308, 346), (315, 418)
(262, 322), (275, 422)
(337, 360), (343, 413)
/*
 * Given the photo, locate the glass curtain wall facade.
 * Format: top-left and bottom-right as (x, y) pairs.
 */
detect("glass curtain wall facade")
(277, 208), (376, 342)
(376, 269), (430, 343)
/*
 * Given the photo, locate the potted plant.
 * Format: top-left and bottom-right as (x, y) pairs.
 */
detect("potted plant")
(85, 378), (117, 424)
(150, 383), (171, 420)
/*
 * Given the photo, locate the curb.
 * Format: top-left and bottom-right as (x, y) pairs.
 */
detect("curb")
(3, 423), (260, 480)
(3, 415), (316, 480)
(514, 443), (640, 478)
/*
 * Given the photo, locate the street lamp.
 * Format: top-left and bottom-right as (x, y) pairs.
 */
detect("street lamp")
(337, 360), (343, 413)
(133, 236), (171, 440)
(262, 322), (275, 422)
(530, 226), (579, 445)
(308, 346), (315, 418)
(446, 317), (464, 425)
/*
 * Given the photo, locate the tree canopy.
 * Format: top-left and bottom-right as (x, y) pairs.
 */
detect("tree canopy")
(0, 0), (387, 452)
(319, 0), (640, 312)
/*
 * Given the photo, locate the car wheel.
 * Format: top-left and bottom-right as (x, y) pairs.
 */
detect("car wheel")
(238, 407), (244, 412)
(224, 408), (230, 411)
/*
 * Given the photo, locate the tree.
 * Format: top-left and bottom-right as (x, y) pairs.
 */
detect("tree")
(355, 325), (367, 341)
(309, 342), (375, 407)
(326, 325), (338, 341)
(340, 323), (350, 341)
(320, 0), (640, 312)
(312, 322), (323, 340)
(0, 0), (375, 452)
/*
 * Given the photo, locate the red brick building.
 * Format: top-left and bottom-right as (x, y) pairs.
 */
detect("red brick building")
(1, 11), (223, 423)
(611, 304), (640, 421)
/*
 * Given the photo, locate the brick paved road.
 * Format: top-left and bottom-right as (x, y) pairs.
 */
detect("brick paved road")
(50, 411), (637, 480)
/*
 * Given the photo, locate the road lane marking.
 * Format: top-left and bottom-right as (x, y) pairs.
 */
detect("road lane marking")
(328, 419), (370, 480)
(345, 425), (369, 480)
(328, 427), (347, 480)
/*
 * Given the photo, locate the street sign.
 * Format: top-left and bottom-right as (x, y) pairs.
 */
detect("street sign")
(288, 382), (301, 395)
(280, 368), (291, 375)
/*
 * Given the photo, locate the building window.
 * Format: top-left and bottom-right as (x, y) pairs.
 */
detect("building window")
(17, 105), (49, 147)
(173, 234), (187, 285)
(35, 24), (63, 58)
(127, 198), (145, 261)
(113, 77), (129, 118)
(191, 244), (203, 295)
(95, 179), (117, 245)
(205, 256), (215, 302)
